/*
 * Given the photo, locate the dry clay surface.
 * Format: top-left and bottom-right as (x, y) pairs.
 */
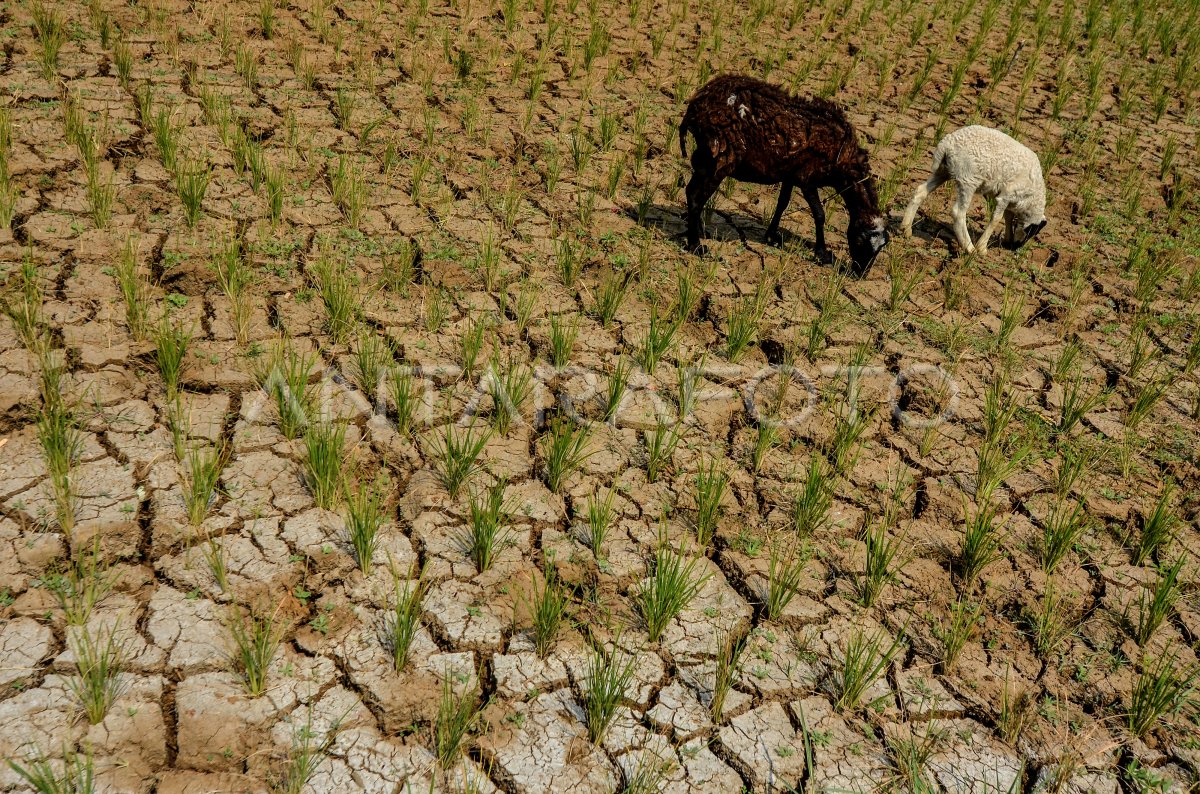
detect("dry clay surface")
(1, 0), (1200, 791)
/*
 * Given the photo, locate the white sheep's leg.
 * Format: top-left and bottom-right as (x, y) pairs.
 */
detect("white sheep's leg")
(901, 171), (947, 236)
(950, 183), (976, 254)
(975, 198), (1009, 255)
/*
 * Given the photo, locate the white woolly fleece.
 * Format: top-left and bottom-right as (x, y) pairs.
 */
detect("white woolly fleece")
(901, 125), (1047, 255)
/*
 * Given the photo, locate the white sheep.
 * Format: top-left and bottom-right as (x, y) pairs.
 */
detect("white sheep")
(901, 125), (1047, 255)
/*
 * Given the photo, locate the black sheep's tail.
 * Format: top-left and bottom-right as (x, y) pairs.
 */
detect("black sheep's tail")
(678, 113), (693, 159)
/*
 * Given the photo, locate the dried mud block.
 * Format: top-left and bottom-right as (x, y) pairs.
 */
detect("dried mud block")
(926, 718), (1024, 793)
(145, 586), (228, 674)
(791, 695), (891, 792)
(0, 616), (54, 690)
(492, 631), (574, 699)
(154, 771), (268, 794)
(896, 667), (966, 720)
(717, 700), (813, 792)
(646, 680), (713, 741)
(739, 624), (824, 699)
(222, 450), (313, 517)
(0, 675), (85, 773)
(479, 688), (618, 794)
(424, 579), (508, 652)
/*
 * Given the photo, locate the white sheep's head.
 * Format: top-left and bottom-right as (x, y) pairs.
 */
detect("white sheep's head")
(1011, 196), (1047, 244)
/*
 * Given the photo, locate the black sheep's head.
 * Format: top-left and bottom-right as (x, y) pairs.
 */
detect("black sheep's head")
(847, 216), (890, 276)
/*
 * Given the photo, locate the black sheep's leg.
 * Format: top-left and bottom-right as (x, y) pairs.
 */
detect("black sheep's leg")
(801, 186), (832, 264)
(765, 182), (794, 247)
(685, 170), (722, 255)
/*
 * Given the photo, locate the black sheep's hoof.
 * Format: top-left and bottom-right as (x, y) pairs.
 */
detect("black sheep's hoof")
(815, 247), (834, 265)
(764, 230), (783, 247)
(687, 242), (710, 257)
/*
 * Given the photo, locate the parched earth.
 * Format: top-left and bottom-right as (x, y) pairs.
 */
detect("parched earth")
(1, 0), (1200, 791)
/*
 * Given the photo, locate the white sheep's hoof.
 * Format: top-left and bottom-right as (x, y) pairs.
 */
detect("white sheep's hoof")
(976, 243), (988, 255)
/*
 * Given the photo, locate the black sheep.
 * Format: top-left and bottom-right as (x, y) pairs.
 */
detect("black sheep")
(678, 74), (889, 276)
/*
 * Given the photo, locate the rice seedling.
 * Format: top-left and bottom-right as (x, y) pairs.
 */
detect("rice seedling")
(998, 666), (1033, 745)
(262, 164), (285, 223)
(1126, 319), (1159, 380)
(959, 501), (1003, 588)
(555, 237), (581, 287)
(886, 258), (923, 312)
(7, 747), (95, 794)
(488, 354), (533, 436)
(522, 559), (567, 657)
(1026, 579), (1075, 658)
(106, 236), (149, 341)
(602, 356), (632, 423)
(751, 414), (781, 474)
(827, 404), (875, 476)
(513, 279), (539, 334)
(791, 455), (833, 536)
(258, 0), (277, 38)
(67, 622), (127, 724)
(380, 240), (417, 295)
(584, 487), (616, 558)
(583, 640), (635, 743)
(37, 390), (82, 533)
(638, 302), (679, 375)
(693, 458), (727, 548)
(31, 2), (65, 79)
(427, 421), (491, 499)
(350, 329), (391, 407)
(1126, 371), (1170, 431)
(227, 604), (284, 697)
(346, 476), (387, 576)
(257, 340), (317, 439)
(310, 250), (358, 344)
(385, 564), (425, 671)
(234, 44), (259, 89)
(1039, 498), (1089, 574)
(643, 419), (679, 484)
(858, 520), (907, 608)
(175, 158), (210, 227)
(834, 624), (904, 713)
(547, 313), (579, 369)
(675, 353), (706, 422)
(1131, 555), (1186, 648)
(113, 38), (133, 86)
(434, 675), (482, 769)
(937, 595), (982, 673)
(274, 710), (344, 794)
(199, 530), (228, 592)
(710, 628), (746, 721)
(457, 313), (490, 384)
(1127, 649), (1200, 740)
(4, 254), (45, 352)
(334, 88), (356, 131)
(594, 268), (633, 327)
(636, 532), (710, 642)
(541, 417), (592, 493)
(763, 537), (809, 620)
(303, 420), (347, 510)
(1134, 484), (1178, 565)
(45, 539), (116, 627)
(464, 477), (512, 573)
(153, 315), (191, 400)
(423, 285), (451, 333)
(183, 443), (226, 527)
(725, 290), (766, 363)
(210, 234), (253, 346)
(1056, 374), (1107, 435)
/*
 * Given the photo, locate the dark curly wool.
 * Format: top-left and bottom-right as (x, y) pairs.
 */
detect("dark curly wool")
(679, 74), (889, 275)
